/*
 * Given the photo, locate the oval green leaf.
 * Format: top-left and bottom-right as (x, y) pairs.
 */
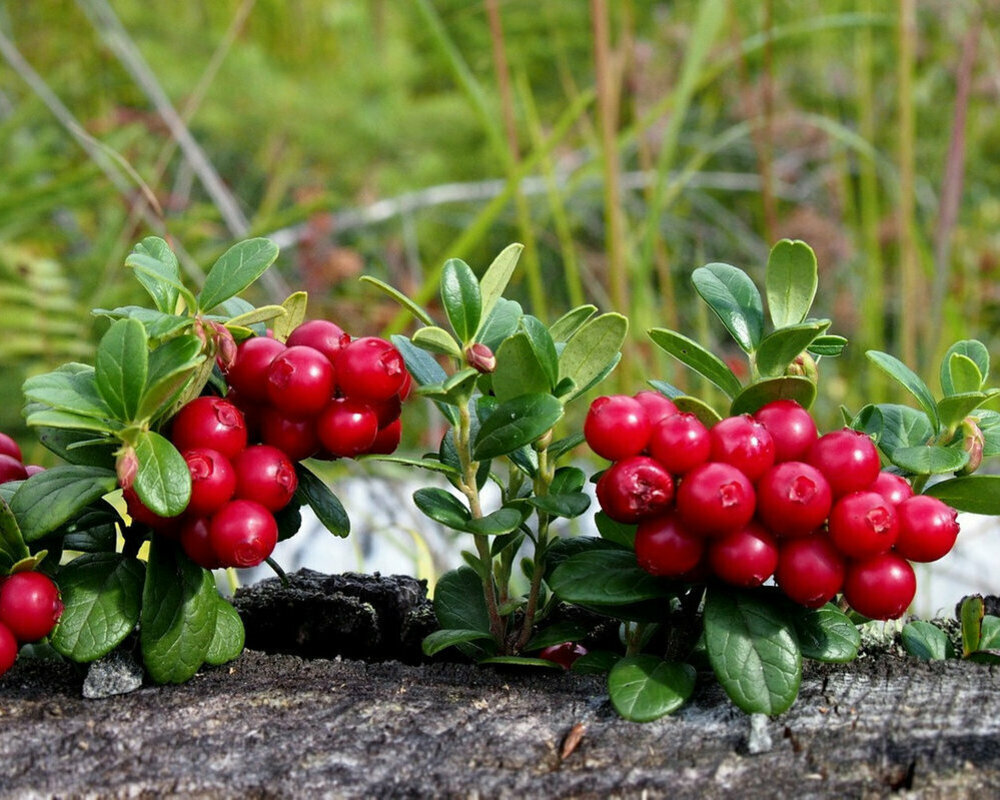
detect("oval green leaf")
(557, 313), (628, 401)
(295, 464), (350, 537)
(441, 258), (482, 343)
(730, 376), (817, 416)
(198, 238), (279, 312)
(548, 550), (673, 606)
(95, 318), (148, 422)
(422, 627), (495, 657)
(754, 320), (830, 378)
(900, 620), (955, 661)
(473, 393), (563, 461)
(476, 243), (523, 334)
(674, 395), (724, 426)
(412, 325), (463, 358)
(493, 332), (554, 403)
(925, 475), (1000, 514)
(10, 466), (118, 542)
(941, 340), (989, 395)
(413, 487), (471, 530)
(465, 506), (526, 536)
(937, 392), (988, 433)
(889, 444), (968, 476)
(204, 596), (246, 666)
(432, 567), (495, 658)
(272, 291), (309, 342)
(608, 656), (696, 722)
(527, 492), (591, 519)
(0, 495), (29, 569)
(134, 431), (191, 518)
(475, 297), (524, 352)
(765, 239), (818, 328)
(125, 237), (186, 314)
(693, 263), (765, 353)
(648, 328), (742, 398)
(866, 350), (940, 432)
(549, 305), (597, 343)
(791, 602), (860, 663)
(519, 316), (559, 390)
(807, 334), (848, 357)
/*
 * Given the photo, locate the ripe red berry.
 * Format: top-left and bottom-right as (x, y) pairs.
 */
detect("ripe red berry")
(632, 391), (679, 426)
(232, 445), (298, 512)
(707, 522), (779, 588)
(775, 535), (846, 608)
(0, 454), (28, 484)
(0, 621), (17, 677)
(368, 394), (403, 428)
(648, 413), (711, 475)
(0, 572), (64, 643)
(259, 408), (321, 462)
(226, 336), (286, 403)
(634, 512), (705, 578)
(122, 486), (181, 532)
(285, 319), (351, 363)
(209, 500), (278, 568)
(398, 369), (414, 402)
(183, 448), (237, 516)
(584, 395), (651, 461)
(335, 337), (407, 402)
(316, 398), (379, 458)
(676, 462), (756, 537)
(595, 456), (675, 524)
(170, 396), (248, 460)
(538, 641), (588, 670)
(893, 495), (960, 563)
(0, 432), (23, 463)
(806, 429), (881, 497)
(869, 471), (914, 507)
(709, 415), (775, 482)
(180, 516), (222, 570)
(368, 418), (403, 455)
(843, 552), (916, 620)
(755, 461), (832, 538)
(265, 345), (336, 417)
(828, 490), (899, 559)
(753, 400), (818, 463)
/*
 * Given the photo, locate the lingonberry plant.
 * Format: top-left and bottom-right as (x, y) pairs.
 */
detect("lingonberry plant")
(363, 244), (627, 664)
(0, 235), (403, 682)
(546, 239), (1000, 721)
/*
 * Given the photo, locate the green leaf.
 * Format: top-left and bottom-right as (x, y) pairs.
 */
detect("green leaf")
(473, 394), (564, 460)
(139, 336), (204, 422)
(440, 258), (482, 343)
(703, 587), (802, 715)
(271, 291), (309, 342)
(557, 312), (628, 401)
(791, 603), (860, 663)
(478, 656), (564, 669)
(674, 395), (724, 426)
(413, 487), (471, 530)
(608, 656), (696, 722)
(432, 567), (495, 658)
(22, 365), (110, 420)
(524, 622), (590, 652)
(974, 615), (1000, 661)
(412, 326), (463, 358)
(198, 238), (279, 312)
(476, 243), (523, 335)
(854, 403), (934, 456)
(125, 237), (188, 314)
(648, 328), (742, 398)
(692, 263), (765, 353)
(754, 320), (830, 378)
(889, 444), (968, 475)
(765, 239), (818, 328)
(204, 596), (245, 666)
(493, 332), (553, 403)
(571, 650), (621, 675)
(548, 550), (673, 606)
(519, 316), (559, 390)
(925, 475), (1000, 514)
(937, 392), (988, 432)
(475, 297), (523, 352)
(140, 539), (218, 684)
(549, 305), (597, 342)
(93, 306), (193, 340)
(62, 509), (118, 553)
(548, 432), (586, 461)
(941, 340), (989, 395)
(960, 595), (985, 657)
(594, 511), (636, 549)
(10, 466), (118, 542)
(360, 276), (435, 326)
(295, 464), (350, 537)
(24, 407), (119, 435)
(95, 318), (148, 421)
(391, 335), (448, 387)
(422, 627), (495, 657)
(550, 466), (586, 495)
(134, 431), (191, 518)
(360, 455), (460, 479)
(730, 376), (817, 416)
(901, 621), (955, 661)
(466, 506), (526, 536)
(49, 553), (144, 662)
(0, 495), (29, 572)
(807, 335), (848, 357)
(866, 350), (940, 431)
(36, 428), (116, 470)
(526, 493), (591, 519)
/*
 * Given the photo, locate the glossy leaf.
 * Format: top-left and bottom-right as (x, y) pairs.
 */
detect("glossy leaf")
(479, 656), (563, 669)
(139, 335), (204, 422)
(889, 444), (968, 475)
(692, 263), (764, 353)
(765, 239), (818, 328)
(473, 393), (563, 460)
(272, 291), (309, 342)
(594, 511), (637, 549)
(360, 455), (460, 479)
(493, 332), (554, 403)
(0, 495), (29, 572)
(476, 243), (523, 335)
(36, 428), (116, 470)
(754, 320), (830, 377)
(855, 403), (934, 457)
(198, 238), (279, 312)
(95, 318), (148, 421)
(391, 334), (457, 425)
(50, 553), (144, 662)
(24, 407), (119, 435)
(674, 395), (724, 426)
(295, 464), (350, 537)
(432, 567), (495, 658)
(413, 487), (471, 529)
(134, 431), (191, 518)
(519, 316), (559, 390)
(548, 550), (672, 606)
(204, 596), (245, 666)
(901, 621), (955, 661)
(475, 297), (524, 352)
(557, 313), (628, 401)
(549, 305), (597, 342)
(961, 595), (985, 657)
(791, 603), (860, 663)
(524, 622), (590, 652)
(571, 650), (621, 675)
(807, 334), (848, 357)
(465, 506), (526, 536)
(608, 656), (696, 722)
(925, 476), (1000, 514)
(937, 392), (988, 432)
(92, 306), (192, 340)
(526, 492), (591, 519)
(941, 340), (989, 395)
(730, 376), (817, 416)
(422, 627), (495, 656)
(440, 258), (482, 343)
(648, 328), (742, 398)
(22, 365), (109, 420)
(125, 237), (190, 313)
(360, 276), (435, 326)
(10, 466), (118, 542)
(412, 326), (463, 358)
(866, 350), (940, 431)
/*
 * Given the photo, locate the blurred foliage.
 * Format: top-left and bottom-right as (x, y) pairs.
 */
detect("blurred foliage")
(0, 0), (999, 452)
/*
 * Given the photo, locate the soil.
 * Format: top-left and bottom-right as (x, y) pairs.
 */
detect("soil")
(2, 572), (1000, 799)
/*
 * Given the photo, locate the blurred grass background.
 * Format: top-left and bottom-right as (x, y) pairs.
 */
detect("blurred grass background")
(1, 0), (999, 462)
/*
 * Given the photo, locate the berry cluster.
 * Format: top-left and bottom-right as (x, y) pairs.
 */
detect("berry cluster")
(0, 571), (63, 678)
(0, 432), (43, 484)
(586, 395), (961, 620)
(124, 319), (410, 570)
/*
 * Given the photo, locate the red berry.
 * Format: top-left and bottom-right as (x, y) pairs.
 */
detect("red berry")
(265, 345), (336, 417)
(709, 415), (775, 482)
(170, 396), (248, 460)
(755, 461), (832, 538)
(0, 622), (17, 676)
(595, 456), (674, 524)
(584, 395), (651, 461)
(753, 400), (818, 463)
(368, 394), (403, 428)
(232, 445), (298, 512)
(183, 448), (236, 516)
(648, 413), (711, 475)
(226, 336), (286, 403)
(634, 512), (705, 577)
(538, 641), (588, 670)
(180, 516), (222, 570)
(676, 462), (756, 537)
(285, 319), (351, 363)
(0, 454), (28, 484)
(632, 391), (679, 426)
(259, 407), (321, 462)
(707, 522), (779, 588)
(806, 429), (881, 497)
(0, 572), (64, 643)
(316, 398), (379, 458)
(122, 486), (180, 532)
(368, 418), (403, 455)
(775, 535), (846, 608)
(209, 500), (278, 568)
(398, 369), (414, 402)
(870, 471), (914, 507)
(843, 552), (916, 620)
(0, 432), (23, 462)
(893, 495), (960, 563)
(828, 490), (899, 559)
(335, 337), (407, 402)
